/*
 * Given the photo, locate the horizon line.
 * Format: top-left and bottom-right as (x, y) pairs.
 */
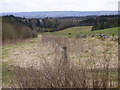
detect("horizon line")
(1, 10), (118, 13)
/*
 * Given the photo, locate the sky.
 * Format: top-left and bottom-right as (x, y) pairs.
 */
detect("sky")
(0, 0), (119, 12)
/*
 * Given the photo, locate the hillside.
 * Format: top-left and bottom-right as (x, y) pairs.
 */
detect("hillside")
(2, 16), (37, 45)
(45, 26), (92, 37)
(84, 27), (119, 36)
(45, 26), (119, 37)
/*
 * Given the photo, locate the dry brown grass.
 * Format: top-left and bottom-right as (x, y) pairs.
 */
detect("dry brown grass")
(2, 35), (118, 88)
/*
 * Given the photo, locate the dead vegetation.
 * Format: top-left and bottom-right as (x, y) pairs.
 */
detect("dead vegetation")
(2, 35), (118, 88)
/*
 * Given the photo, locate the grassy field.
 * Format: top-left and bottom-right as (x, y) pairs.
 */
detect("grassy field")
(45, 26), (92, 37)
(83, 27), (119, 36)
(44, 26), (119, 37)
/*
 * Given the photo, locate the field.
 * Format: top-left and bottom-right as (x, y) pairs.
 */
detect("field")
(2, 34), (118, 88)
(45, 26), (119, 37)
(45, 26), (92, 37)
(83, 27), (119, 36)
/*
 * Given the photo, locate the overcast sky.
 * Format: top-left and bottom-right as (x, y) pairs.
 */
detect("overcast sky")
(0, 0), (119, 12)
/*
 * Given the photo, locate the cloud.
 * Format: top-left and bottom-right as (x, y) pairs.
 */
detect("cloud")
(0, 0), (119, 12)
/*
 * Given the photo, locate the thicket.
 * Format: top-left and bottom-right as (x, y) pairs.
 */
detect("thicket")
(91, 15), (119, 31)
(2, 16), (37, 44)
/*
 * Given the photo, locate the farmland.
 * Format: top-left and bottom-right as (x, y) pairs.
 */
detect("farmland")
(45, 26), (119, 37)
(84, 27), (119, 36)
(45, 26), (92, 37)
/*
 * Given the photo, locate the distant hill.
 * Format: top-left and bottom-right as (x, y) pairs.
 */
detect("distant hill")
(1, 11), (118, 18)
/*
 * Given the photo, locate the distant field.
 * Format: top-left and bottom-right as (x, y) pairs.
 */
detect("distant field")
(44, 26), (119, 37)
(83, 27), (119, 36)
(45, 26), (92, 37)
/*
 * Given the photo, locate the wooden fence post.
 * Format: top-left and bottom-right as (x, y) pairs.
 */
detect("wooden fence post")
(63, 47), (67, 62)
(119, 32), (120, 45)
(62, 46), (69, 87)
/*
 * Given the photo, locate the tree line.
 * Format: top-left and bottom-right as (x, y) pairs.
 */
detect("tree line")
(91, 15), (119, 31)
(3, 15), (119, 33)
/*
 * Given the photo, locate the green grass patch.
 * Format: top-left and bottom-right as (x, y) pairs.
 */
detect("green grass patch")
(2, 62), (29, 86)
(44, 26), (119, 37)
(2, 62), (27, 85)
(83, 27), (119, 36)
(2, 62), (17, 84)
(45, 26), (92, 37)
